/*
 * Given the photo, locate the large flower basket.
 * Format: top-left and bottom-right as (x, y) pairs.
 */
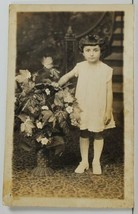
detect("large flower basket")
(14, 58), (81, 176)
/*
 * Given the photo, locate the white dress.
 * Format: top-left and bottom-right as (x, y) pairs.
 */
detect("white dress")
(71, 60), (115, 132)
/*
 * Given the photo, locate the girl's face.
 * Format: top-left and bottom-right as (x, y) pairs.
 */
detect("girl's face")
(82, 45), (101, 63)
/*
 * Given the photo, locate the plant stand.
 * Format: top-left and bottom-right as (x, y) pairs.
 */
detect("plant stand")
(31, 149), (54, 176)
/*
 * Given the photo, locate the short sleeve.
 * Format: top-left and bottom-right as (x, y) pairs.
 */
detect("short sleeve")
(70, 64), (79, 77)
(106, 68), (113, 82)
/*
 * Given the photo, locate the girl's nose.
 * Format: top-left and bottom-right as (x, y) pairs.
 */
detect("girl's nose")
(90, 51), (94, 56)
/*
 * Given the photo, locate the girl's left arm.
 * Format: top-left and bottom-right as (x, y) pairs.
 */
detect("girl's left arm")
(104, 80), (113, 125)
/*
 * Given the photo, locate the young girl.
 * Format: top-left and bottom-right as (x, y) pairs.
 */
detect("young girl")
(56, 34), (115, 174)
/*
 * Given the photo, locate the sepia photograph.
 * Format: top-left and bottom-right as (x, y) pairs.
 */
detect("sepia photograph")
(3, 4), (134, 208)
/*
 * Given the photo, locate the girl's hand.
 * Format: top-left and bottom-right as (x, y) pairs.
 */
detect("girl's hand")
(51, 82), (59, 88)
(104, 111), (111, 125)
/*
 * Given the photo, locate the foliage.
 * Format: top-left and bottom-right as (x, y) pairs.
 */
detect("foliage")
(15, 57), (81, 156)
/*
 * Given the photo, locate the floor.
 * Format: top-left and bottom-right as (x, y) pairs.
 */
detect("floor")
(12, 127), (124, 200)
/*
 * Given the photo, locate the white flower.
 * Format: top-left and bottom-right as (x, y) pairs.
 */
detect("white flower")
(66, 106), (73, 114)
(41, 137), (49, 145)
(41, 57), (53, 69)
(41, 106), (49, 110)
(36, 122), (43, 129)
(45, 88), (50, 95)
(36, 135), (49, 145)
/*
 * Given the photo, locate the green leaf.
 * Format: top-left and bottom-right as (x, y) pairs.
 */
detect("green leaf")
(55, 111), (67, 123)
(54, 96), (64, 107)
(50, 68), (60, 80)
(20, 141), (33, 152)
(41, 110), (53, 124)
(47, 136), (64, 148)
(43, 78), (52, 84)
(28, 106), (37, 114)
(63, 88), (74, 103)
(59, 120), (70, 135)
(16, 69), (31, 83)
(48, 115), (56, 128)
(23, 81), (35, 94)
(34, 93), (46, 105)
(54, 144), (65, 156)
(18, 114), (28, 122)
(55, 90), (64, 99)
(20, 119), (35, 136)
(53, 136), (64, 145)
(69, 88), (75, 95)
(72, 103), (82, 120)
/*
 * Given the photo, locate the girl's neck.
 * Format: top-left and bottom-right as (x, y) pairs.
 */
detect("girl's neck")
(87, 60), (101, 66)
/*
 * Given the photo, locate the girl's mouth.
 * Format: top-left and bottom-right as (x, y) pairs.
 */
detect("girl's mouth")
(89, 58), (95, 60)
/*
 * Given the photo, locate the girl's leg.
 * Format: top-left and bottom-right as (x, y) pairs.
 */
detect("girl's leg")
(92, 133), (104, 174)
(75, 135), (89, 173)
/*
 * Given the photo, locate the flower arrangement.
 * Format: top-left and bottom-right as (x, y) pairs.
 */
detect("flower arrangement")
(15, 57), (81, 156)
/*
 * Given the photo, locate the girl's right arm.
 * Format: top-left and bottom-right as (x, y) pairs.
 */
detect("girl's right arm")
(58, 69), (77, 86)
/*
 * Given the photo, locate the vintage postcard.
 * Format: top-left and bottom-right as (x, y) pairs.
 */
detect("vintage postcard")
(3, 4), (134, 208)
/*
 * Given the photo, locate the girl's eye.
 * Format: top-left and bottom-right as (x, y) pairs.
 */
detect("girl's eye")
(85, 49), (90, 52)
(85, 48), (100, 52)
